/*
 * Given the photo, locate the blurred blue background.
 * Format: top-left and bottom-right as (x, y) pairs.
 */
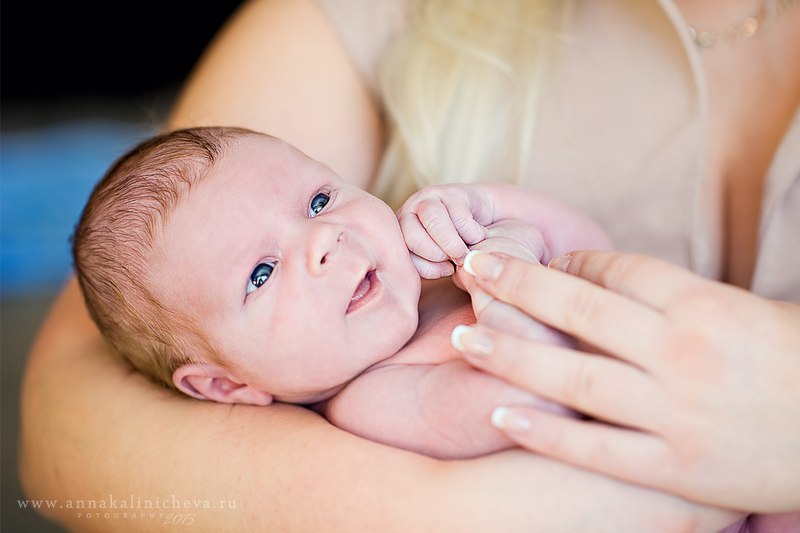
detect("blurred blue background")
(1, 120), (154, 296)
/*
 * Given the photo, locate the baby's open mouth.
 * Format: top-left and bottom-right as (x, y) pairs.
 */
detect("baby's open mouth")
(347, 270), (378, 314)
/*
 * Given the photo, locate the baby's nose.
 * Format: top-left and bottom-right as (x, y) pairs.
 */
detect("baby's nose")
(307, 224), (346, 276)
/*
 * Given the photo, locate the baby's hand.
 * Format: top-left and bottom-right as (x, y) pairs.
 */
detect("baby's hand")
(469, 219), (547, 264)
(453, 219), (546, 293)
(398, 184), (493, 279)
(455, 221), (574, 348)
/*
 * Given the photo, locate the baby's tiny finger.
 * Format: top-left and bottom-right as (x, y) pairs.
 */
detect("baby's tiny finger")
(444, 202), (488, 246)
(411, 254), (454, 279)
(399, 212), (448, 262)
(416, 200), (470, 261)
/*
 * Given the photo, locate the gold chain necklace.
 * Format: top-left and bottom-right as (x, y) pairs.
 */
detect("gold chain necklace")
(688, 0), (800, 48)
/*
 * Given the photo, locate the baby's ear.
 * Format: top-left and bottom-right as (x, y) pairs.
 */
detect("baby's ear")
(172, 363), (273, 406)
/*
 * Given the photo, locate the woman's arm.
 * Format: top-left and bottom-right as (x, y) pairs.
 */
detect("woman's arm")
(166, 0), (385, 189)
(19, 282), (738, 531)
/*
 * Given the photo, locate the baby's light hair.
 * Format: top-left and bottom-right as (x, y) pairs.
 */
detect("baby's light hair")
(375, 0), (570, 209)
(71, 126), (258, 389)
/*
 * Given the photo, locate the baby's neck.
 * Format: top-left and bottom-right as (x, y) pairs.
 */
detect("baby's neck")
(418, 277), (474, 330)
(379, 278), (475, 367)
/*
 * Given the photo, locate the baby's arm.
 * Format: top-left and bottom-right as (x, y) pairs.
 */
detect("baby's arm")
(323, 359), (575, 460)
(477, 182), (614, 262)
(398, 183), (613, 278)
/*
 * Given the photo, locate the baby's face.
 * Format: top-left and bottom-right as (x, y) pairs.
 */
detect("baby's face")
(150, 134), (421, 403)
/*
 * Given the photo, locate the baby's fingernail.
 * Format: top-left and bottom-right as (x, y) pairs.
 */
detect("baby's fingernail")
(463, 251), (504, 280)
(548, 252), (574, 272)
(491, 407), (532, 431)
(451, 325), (494, 357)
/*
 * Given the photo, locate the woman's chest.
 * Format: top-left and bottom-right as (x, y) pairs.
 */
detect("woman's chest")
(527, 4), (800, 287)
(701, 16), (800, 286)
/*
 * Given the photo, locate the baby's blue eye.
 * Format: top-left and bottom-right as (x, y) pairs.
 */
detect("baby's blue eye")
(309, 192), (330, 217)
(246, 262), (275, 295)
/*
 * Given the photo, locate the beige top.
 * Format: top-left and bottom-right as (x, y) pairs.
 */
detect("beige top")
(315, 0), (800, 303)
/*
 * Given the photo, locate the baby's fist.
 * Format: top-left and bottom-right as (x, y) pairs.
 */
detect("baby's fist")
(398, 184), (493, 279)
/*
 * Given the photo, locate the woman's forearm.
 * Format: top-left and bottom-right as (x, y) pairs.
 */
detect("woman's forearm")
(19, 279), (737, 532)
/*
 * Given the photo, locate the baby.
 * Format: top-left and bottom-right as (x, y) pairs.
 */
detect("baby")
(72, 126), (612, 459)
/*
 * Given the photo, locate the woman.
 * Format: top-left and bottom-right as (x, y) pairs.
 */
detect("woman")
(20, 0), (799, 530)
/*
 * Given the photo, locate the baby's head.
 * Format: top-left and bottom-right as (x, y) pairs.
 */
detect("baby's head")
(73, 126), (421, 405)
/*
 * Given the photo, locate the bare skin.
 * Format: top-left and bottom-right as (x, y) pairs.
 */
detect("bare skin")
(20, 0), (797, 530)
(673, 0), (800, 285)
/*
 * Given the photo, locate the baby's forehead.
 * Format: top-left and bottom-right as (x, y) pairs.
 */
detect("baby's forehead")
(239, 132), (306, 160)
(223, 133), (341, 189)
(162, 132), (344, 243)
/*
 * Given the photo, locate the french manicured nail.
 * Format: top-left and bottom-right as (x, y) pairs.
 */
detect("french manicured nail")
(463, 251), (504, 280)
(547, 252), (574, 272)
(451, 325), (494, 357)
(491, 407), (533, 431)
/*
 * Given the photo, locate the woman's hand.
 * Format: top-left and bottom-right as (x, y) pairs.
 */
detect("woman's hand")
(452, 250), (800, 513)
(452, 220), (570, 347)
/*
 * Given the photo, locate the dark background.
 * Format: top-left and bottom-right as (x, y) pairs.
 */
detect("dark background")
(1, 3), (242, 531)
(1, 2), (243, 103)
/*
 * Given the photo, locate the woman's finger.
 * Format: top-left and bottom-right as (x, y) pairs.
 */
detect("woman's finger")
(451, 325), (661, 430)
(550, 250), (707, 311)
(488, 406), (673, 490)
(469, 290), (571, 345)
(464, 251), (666, 369)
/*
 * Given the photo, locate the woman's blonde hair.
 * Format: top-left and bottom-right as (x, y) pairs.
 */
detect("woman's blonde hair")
(375, 0), (570, 209)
